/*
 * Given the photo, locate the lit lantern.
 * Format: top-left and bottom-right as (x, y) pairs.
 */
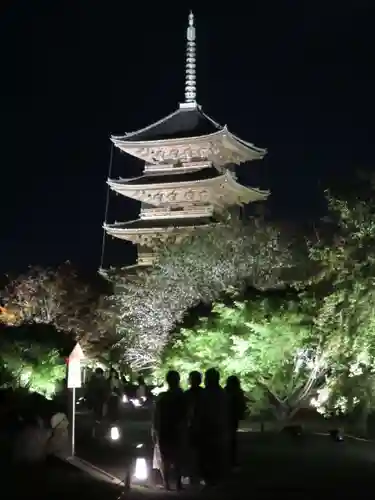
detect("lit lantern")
(110, 426), (120, 441)
(133, 458), (148, 481)
(132, 443), (149, 482)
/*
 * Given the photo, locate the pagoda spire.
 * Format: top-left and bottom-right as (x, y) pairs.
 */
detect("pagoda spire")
(181, 11), (197, 108)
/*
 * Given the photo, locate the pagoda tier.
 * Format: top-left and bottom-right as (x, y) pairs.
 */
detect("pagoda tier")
(111, 106), (265, 167)
(107, 168), (268, 209)
(104, 216), (215, 247)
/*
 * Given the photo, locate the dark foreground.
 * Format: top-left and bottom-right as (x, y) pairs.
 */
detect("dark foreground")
(215, 433), (375, 496)
(4, 423), (375, 499)
(1, 455), (121, 500)
(76, 425), (375, 499)
(126, 434), (375, 499)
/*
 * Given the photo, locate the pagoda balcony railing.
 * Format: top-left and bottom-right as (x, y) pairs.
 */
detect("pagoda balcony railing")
(140, 205), (213, 220)
(144, 160), (212, 174)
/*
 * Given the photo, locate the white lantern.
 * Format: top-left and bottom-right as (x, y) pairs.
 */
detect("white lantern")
(110, 426), (120, 441)
(133, 458), (148, 481)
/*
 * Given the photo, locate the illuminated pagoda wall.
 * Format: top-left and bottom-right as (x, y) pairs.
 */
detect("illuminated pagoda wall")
(104, 12), (269, 268)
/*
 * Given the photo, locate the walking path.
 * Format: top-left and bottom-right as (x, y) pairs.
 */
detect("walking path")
(72, 430), (375, 498)
(4, 431), (375, 500)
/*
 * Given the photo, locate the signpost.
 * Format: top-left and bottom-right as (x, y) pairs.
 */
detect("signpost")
(67, 342), (85, 457)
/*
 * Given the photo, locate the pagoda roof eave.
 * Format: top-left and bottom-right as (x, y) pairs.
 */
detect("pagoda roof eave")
(112, 108), (184, 141)
(111, 126), (266, 158)
(104, 218), (140, 228)
(104, 223), (215, 234)
(225, 129), (266, 157)
(107, 171), (269, 201)
(107, 172), (227, 191)
(103, 222), (216, 242)
(111, 127), (223, 147)
(225, 172), (270, 201)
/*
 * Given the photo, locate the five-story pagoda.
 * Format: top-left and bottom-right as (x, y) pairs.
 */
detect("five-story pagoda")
(104, 12), (269, 268)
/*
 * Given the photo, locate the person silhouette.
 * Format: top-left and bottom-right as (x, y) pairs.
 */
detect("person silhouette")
(199, 368), (229, 486)
(225, 375), (246, 468)
(152, 371), (186, 490)
(185, 371), (204, 484)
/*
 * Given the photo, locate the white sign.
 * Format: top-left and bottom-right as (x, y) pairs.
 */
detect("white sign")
(67, 343), (85, 457)
(69, 342), (85, 362)
(67, 359), (82, 389)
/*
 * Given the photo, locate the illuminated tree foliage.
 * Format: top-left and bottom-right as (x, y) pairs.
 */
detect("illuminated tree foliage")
(308, 193), (375, 429)
(111, 217), (295, 370)
(0, 323), (73, 397)
(0, 341), (65, 398)
(159, 295), (336, 421)
(0, 263), (111, 348)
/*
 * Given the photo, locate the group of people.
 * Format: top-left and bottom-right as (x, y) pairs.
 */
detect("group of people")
(85, 365), (246, 490)
(85, 368), (148, 422)
(152, 368), (246, 491)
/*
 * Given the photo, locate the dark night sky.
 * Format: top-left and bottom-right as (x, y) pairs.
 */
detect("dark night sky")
(1, 1), (375, 276)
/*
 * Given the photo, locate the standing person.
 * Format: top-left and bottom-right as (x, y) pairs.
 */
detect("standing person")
(136, 375), (147, 402)
(199, 368), (229, 487)
(225, 375), (246, 468)
(185, 371), (204, 485)
(152, 370), (186, 491)
(121, 375), (129, 392)
(86, 368), (109, 428)
(107, 369), (122, 421)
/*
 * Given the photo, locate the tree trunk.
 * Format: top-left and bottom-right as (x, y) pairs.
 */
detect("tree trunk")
(272, 401), (303, 430)
(272, 402), (291, 429)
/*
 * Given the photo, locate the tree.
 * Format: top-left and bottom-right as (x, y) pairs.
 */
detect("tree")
(111, 216), (296, 370)
(0, 340), (65, 398)
(159, 293), (333, 422)
(0, 324), (70, 398)
(308, 192), (375, 432)
(0, 263), (111, 347)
